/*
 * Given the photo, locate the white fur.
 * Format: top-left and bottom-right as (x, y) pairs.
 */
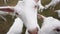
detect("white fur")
(14, 0), (40, 30)
(23, 0), (40, 30)
(45, 0), (60, 9)
(23, 0), (40, 34)
(7, 17), (23, 34)
(55, 10), (60, 17)
(7, 0), (40, 34)
(14, 1), (24, 13)
(40, 17), (60, 34)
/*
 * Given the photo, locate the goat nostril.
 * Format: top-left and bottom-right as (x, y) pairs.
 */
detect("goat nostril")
(56, 29), (60, 32)
(54, 28), (60, 32)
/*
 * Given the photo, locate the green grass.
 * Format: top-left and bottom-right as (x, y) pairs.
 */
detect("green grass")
(0, 0), (60, 34)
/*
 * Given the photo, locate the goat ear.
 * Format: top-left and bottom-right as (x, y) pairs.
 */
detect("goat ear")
(37, 14), (46, 19)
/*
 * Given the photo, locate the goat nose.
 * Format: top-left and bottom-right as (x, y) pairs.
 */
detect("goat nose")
(54, 28), (60, 32)
(56, 28), (60, 32)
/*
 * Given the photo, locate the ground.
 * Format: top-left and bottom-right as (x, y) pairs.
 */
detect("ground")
(0, 0), (60, 34)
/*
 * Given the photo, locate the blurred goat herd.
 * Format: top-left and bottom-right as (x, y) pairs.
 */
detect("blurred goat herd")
(0, 0), (60, 34)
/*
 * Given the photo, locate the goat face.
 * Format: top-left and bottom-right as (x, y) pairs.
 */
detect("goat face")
(41, 17), (60, 34)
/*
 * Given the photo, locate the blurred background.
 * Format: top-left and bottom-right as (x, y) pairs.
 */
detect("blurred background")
(0, 0), (60, 34)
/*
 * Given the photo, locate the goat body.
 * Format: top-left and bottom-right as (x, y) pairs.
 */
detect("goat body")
(7, 17), (23, 34)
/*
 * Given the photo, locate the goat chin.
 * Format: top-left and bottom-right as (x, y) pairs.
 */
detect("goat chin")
(40, 17), (60, 34)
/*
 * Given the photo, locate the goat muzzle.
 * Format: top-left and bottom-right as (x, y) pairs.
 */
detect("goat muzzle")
(28, 27), (38, 34)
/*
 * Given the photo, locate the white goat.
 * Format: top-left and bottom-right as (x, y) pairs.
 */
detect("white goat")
(45, 0), (60, 9)
(2, 0), (40, 34)
(39, 15), (60, 34)
(7, 17), (23, 34)
(55, 10), (60, 17)
(15, 0), (40, 32)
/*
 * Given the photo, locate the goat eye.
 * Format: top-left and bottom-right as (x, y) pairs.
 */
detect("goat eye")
(34, 5), (39, 9)
(35, 5), (37, 8)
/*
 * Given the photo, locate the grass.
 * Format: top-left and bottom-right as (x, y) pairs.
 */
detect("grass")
(0, 0), (60, 34)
